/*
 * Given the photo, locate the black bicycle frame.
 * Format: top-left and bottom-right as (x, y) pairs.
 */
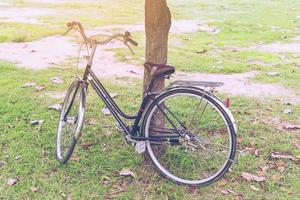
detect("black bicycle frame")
(78, 43), (186, 143)
(81, 64), (161, 139)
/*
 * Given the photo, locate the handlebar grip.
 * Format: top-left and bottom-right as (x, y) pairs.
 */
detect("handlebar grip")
(127, 38), (138, 46)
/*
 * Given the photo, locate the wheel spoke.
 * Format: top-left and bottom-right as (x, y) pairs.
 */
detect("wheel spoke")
(144, 89), (236, 185)
(56, 81), (85, 163)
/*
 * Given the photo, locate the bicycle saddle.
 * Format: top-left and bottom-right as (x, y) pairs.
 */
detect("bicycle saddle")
(144, 62), (175, 77)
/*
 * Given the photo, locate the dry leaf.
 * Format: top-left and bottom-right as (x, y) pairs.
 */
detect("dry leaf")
(48, 104), (62, 111)
(266, 71), (280, 76)
(7, 178), (18, 186)
(258, 165), (269, 173)
(278, 166), (285, 172)
(101, 107), (111, 115)
(271, 152), (298, 161)
(22, 82), (36, 87)
(241, 172), (266, 182)
(254, 149), (260, 157)
(119, 168), (136, 178)
(128, 70), (139, 74)
(35, 85), (45, 92)
(272, 174), (284, 182)
(109, 93), (118, 98)
(70, 156), (80, 161)
(15, 156), (22, 160)
(31, 187), (38, 192)
(283, 108), (293, 114)
(221, 189), (229, 195)
(282, 122), (300, 130)
(80, 141), (94, 149)
(250, 185), (260, 191)
(50, 77), (64, 84)
(196, 49), (207, 54)
(30, 119), (44, 126)
(217, 178), (228, 187)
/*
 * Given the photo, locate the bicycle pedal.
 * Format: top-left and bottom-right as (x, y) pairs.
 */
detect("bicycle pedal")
(135, 141), (146, 154)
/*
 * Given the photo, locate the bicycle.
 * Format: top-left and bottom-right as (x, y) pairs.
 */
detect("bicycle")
(56, 21), (237, 186)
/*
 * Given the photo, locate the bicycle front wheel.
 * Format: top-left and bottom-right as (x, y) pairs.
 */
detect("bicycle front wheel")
(56, 80), (86, 164)
(142, 88), (236, 186)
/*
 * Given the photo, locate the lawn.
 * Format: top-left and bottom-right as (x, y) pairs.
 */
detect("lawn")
(0, 0), (300, 199)
(0, 61), (299, 199)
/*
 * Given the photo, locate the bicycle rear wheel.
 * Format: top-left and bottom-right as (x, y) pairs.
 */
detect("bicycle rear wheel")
(56, 80), (86, 164)
(142, 87), (236, 186)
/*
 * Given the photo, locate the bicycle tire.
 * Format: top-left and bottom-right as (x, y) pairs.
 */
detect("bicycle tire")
(56, 80), (86, 164)
(142, 87), (236, 186)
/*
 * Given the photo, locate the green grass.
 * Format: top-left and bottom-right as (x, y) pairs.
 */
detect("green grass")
(0, 62), (299, 199)
(1, 1), (300, 198)
(0, 22), (61, 43)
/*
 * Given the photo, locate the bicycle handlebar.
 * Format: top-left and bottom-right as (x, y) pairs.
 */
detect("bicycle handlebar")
(63, 21), (138, 51)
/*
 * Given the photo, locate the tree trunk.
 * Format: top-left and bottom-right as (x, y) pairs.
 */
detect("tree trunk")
(144, 0), (171, 161)
(144, 0), (171, 94)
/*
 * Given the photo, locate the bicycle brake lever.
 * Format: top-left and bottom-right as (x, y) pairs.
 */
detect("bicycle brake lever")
(63, 27), (73, 36)
(125, 42), (135, 55)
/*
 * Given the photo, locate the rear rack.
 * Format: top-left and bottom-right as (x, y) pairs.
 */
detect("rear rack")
(169, 81), (224, 88)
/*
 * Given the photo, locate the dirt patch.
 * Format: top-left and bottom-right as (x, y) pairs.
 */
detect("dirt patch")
(0, 36), (78, 69)
(0, 34), (299, 103)
(176, 71), (300, 104)
(0, 35), (143, 77)
(0, 7), (55, 24)
(93, 19), (219, 35)
(256, 36), (300, 55)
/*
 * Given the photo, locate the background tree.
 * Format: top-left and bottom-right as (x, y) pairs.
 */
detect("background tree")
(144, 0), (171, 94)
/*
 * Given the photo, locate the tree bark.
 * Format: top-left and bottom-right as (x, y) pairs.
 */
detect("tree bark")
(144, 0), (171, 94)
(144, 0), (171, 161)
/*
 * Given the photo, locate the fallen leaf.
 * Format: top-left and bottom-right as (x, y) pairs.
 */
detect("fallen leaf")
(30, 187), (38, 192)
(128, 70), (139, 74)
(7, 178), (18, 186)
(250, 185), (260, 191)
(35, 85), (45, 92)
(196, 49), (207, 54)
(22, 82), (36, 87)
(119, 168), (136, 178)
(266, 71), (280, 76)
(283, 108), (293, 114)
(30, 119), (44, 126)
(278, 166), (285, 172)
(109, 93), (118, 98)
(271, 174), (284, 183)
(101, 107), (111, 115)
(86, 118), (99, 125)
(217, 178), (228, 187)
(80, 141), (94, 149)
(282, 122), (300, 130)
(70, 156), (80, 161)
(271, 152), (298, 161)
(241, 172), (266, 182)
(254, 149), (260, 157)
(48, 104), (62, 111)
(274, 160), (286, 168)
(15, 156), (22, 160)
(282, 101), (292, 105)
(50, 77), (64, 84)
(221, 189), (229, 195)
(258, 165), (269, 173)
